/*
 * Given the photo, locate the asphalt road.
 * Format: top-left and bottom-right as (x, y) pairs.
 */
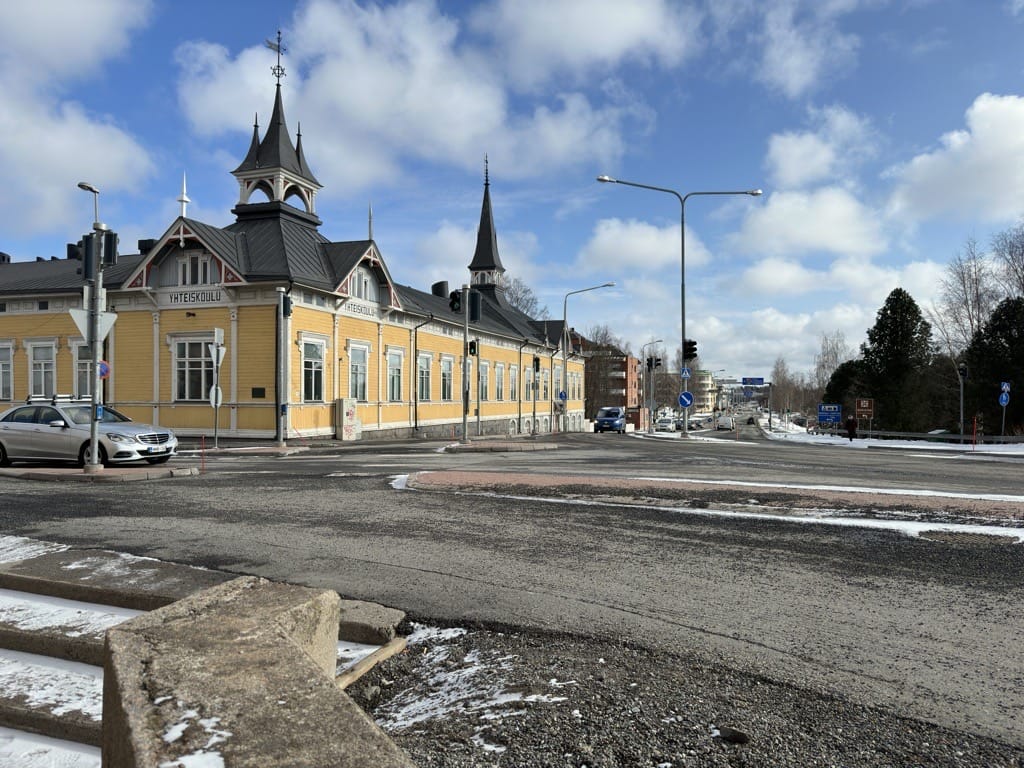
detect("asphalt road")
(1, 432), (1022, 748)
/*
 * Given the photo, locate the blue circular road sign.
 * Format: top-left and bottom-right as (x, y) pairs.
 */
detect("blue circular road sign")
(999, 391), (1010, 407)
(678, 391), (694, 408)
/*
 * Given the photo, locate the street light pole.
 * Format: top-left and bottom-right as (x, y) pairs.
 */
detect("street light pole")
(598, 176), (761, 437)
(640, 339), (662, 433)
(77, 182), (107, 473)
(562, 282), (614, 432)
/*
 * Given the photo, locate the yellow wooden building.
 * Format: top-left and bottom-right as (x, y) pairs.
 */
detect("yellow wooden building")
(0, 82), (585, 443)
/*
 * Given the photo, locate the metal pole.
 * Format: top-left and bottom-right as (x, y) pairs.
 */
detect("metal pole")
(461, 284), (469, 443)
(640, 339), (662, 433)
(562, 283), (614, 433)
(88, 235), (104, 469)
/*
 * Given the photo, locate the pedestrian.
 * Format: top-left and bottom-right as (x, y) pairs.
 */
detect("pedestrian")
(845, 415), (857, 441)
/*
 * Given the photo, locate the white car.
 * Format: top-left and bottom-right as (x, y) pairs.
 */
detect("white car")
(654, 417), (677, 432)
(0, 397), (178, 467)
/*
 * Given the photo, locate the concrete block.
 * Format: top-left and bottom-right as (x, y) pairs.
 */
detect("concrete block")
(103, 576), (414, 768)
(338, 599), (406, 645)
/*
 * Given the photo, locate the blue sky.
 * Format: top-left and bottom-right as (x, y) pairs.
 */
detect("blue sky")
(2, 0), (1024, 381)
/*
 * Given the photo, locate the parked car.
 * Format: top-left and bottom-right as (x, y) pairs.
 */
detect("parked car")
(594, 406), (627, 434)
(0, 397), (178, 466)
(688, 419), (703, 430)
(747, 416), (756, 425)
(717, 416), (734, 430)
(654, 417), (676, 432)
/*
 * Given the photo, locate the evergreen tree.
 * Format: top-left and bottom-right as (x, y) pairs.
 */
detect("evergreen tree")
(964, 296), (1024, 434)
(860, 288), (933, 431)
(823, 358), (866, 416)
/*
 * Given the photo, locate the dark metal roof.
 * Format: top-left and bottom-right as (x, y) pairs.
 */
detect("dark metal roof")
(0, 253), (145, 296)
(225, 202), (332, 288)
(231, 85), (320, 187)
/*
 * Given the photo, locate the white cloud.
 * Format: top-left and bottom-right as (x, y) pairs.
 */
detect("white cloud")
(885, 92), (1024, 224)
(576, 218), (710, 273)
(737, 257), (823, 295)
(767, 105), (876, 189)
(469, 0), (703, 90)
(175, 0), (651, 195)
(756, 1), (860, 99)
(735, 188), (886, 258)
(0, 1), (154, 238)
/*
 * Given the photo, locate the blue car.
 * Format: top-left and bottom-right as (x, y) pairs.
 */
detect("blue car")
(595, 407), (626, 433)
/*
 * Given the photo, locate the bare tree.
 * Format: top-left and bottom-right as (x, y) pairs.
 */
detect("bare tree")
(991, 219), (1024, 299)
(504, 275), (549, 319)
(928, 238), (1003, 356)
(582, 324), (626, 418)
(812, 330), (853, 392)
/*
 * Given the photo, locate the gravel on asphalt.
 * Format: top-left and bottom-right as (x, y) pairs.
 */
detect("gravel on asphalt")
(349, 621), (1024, 768)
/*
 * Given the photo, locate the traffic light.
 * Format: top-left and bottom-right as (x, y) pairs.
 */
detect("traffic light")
(449, 290), (461, 313)
(468, 340), (478, 356)
(102, 230), (118, 266)
(655, 357), (662, 368)
(533, 355), (541, 372)
(957, 362), (969, 380)
(469, 290), (481, 322)
(683, 339), (697, 360)
(282, 294), (293, 317)
(646, 356), (653, 370)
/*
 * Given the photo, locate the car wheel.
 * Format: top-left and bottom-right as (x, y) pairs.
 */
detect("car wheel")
(79, 443), (110, 467)
(145, 455), (171, 465)
(0, 443), (9, 467)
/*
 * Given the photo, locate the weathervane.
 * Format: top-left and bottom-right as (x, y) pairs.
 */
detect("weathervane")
(265, 29), (286, 84)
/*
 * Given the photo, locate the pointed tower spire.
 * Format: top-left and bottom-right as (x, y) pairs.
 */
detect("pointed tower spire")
(177, 172), (190, 218)
(469, 155), (505, 282)
(231, 31), (322, 216)
(368, 202), (374, 241)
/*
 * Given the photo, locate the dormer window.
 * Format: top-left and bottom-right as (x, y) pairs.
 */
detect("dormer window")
(351, 266), (379, 302)
(179, 251), (216, 286)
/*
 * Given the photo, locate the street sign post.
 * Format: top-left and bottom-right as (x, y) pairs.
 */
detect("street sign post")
(681, 367), (691, 379)
(818, 403), (842, 430)
(999, 390), (1010, 436)
(678, 391), (693, 409)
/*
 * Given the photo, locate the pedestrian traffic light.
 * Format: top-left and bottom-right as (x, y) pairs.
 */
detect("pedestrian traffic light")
(468, 340), (478, 356)
(469, 290), (481, 322)
(449, 290), (461, 313)
(683, 339), (697, 360)
(533, 355), (541, 372)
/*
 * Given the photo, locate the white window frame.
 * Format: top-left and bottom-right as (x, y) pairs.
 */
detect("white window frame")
(71, 340), (92, 400)
(495, 363), (504, 401)
(509, 364), (518, 402)
(301, 335), (327, 403)
(387, 348), (404, 402)
(24, 339), (57, 398)
(172, 336), (215, 402)
(440, 356), (454, 402)
(348, 343), (370, 401)
(479, 361), (489, 402)
(0, 342), (12, 401)
(417, 353), (432, 402)
(178, 250), (215, 286)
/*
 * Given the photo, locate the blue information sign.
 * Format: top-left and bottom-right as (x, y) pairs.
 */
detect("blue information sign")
(558, 390), (567, 402)
(999, 392), (1010, 407)
(678, 391), (694, 408)
(817, 403), (842, 424)
(742, 377), (764, 385)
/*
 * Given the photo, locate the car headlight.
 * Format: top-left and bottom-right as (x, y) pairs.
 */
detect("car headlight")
(105, 432), (134, 443)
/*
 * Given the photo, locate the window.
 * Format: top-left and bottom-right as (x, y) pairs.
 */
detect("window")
(387, 350), (403, 402)
(479, 361), (489, 401)
(174, 340), (214, 401)
(349, 346), (368, 401)
(525, 368), (534, 401)
(441, 357), (454, 401)
(555, 366), (562, 399)
(495, 363), (504, 401)
(38, 301), (49, 311)
(74, 343), (92, 399)
(417, 354), (431, 401)
(509, 365), (518, 402)
(352, 266), (380, 302)
(542, 369), (549, 401)
(0, 346), (11, 400)
(29, 343), (56, 397)
(179, 251), (215, 286)
(302, 340), (325, 402)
